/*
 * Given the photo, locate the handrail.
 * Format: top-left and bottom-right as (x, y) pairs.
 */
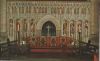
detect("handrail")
(0, 40), (17, 57)
(79, 41), (98, 49)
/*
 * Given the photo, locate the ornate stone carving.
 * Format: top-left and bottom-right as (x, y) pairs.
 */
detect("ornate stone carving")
(9, 19), (13, 36)
(70, 20), (75, 39)
(63, 20), (67, 36)
(30, 19), (35, 36)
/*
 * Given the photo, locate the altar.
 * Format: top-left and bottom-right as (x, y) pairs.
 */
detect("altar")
(25, 36), (75, 53)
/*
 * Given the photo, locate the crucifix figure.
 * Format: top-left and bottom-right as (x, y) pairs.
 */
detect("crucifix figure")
(46, 25), (51, 36)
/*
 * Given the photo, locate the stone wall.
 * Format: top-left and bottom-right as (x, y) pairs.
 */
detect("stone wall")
(0, 0), (98, 44)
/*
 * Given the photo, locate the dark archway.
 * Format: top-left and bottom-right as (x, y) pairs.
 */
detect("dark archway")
(41, 21), (56, 36)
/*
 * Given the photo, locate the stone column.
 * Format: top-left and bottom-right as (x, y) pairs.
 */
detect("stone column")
(90, 0), (99, 45)
(92, 0), (99, 45)
(61, 20), (63, 36)
(95, 0), (99, 39)
(90, 0), (97, 35)
(0, 0), (1, 32)
(0, 0), (7, 42)
(56, 30), (61, 37)
(0, 0), (1, 33)
(0, 0), (6, 33)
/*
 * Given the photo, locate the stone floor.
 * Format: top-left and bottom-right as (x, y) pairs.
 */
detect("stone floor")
(0, 53), (93, 61)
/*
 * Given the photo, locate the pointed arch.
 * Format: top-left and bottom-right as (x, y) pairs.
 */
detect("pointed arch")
(36, 15), (60, 36)
(41, 21), (56, 36)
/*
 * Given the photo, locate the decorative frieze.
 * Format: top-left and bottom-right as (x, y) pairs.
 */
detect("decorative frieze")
(7, 1), (91, 16)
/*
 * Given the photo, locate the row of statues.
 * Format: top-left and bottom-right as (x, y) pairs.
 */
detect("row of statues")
(26, 37), (73, 48)
(63, 20), (88, 40)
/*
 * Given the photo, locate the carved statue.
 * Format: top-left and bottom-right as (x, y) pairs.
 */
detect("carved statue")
(63, 20), (67, 36)
(9, 19), (13, 36)
(85, 21), (88, 37)
(70, 21), (74, 38)
(51, 38), (56, 47)
(30, 19), (35, 36)
(40, 38), (46, 47)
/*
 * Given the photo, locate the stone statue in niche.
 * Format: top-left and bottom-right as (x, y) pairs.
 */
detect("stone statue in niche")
(85, 20), (88, 37)
(77, 21), (82, 33)
(9, 19), (13, 36)
(32, 37), (36, 47)
(16, 19), (20, 41)
(61, 38), (65, 48)
(63, 20), (67, 36)
(51, 38), (56, 47)
(16, 19), (20, 32)
(70, 21), (74, 38)
(40, 38), (46, 47)
(30, 19), (35, 36)
(84, 20), (88, 42)
(23, 19), (27, 38)
(77, 21), (82, 41)
(23, 19), (27, 32)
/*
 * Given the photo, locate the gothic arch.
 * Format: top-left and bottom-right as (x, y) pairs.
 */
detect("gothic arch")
(36, 15), (60, 36)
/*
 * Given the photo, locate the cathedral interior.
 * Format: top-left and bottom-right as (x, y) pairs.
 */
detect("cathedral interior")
(0, 0), (99, 61)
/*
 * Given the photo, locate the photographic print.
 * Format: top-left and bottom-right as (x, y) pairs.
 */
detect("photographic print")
(0, 0), (99, 61)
